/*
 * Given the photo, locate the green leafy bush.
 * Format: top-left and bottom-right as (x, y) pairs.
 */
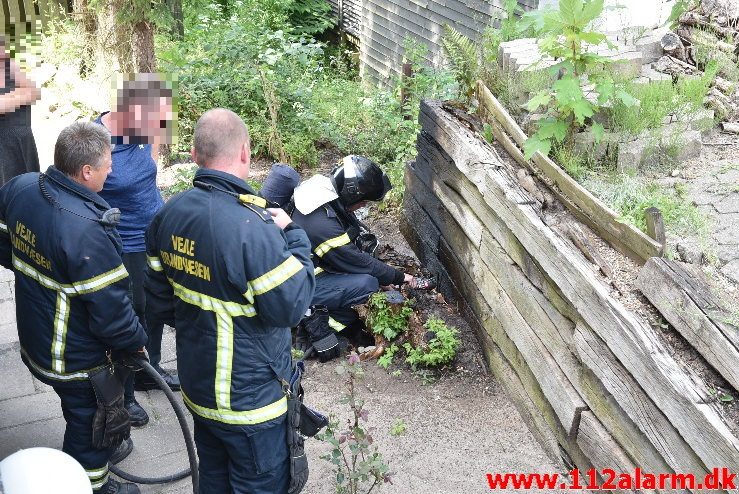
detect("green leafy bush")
(403, 317), (460, 369)
(366, 293), (414, 341)
(377, 344), (399, 369)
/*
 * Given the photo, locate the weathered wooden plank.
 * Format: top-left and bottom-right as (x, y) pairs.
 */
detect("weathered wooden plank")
(479, 331), (565, 467)
(406, 161), (482, 249)
(415, 135), (709, 485)
(407, 167), (588, 438)
(413, 148), (579, 351)
(475, 82), (662, 264)
(574, 322), (712, 487)
(576, 411), (654, 494)
(415, 130), (581, 324)
(422, 98), (739, 481)
(402, 192), (593, 473)
(637, 258), (739, 392)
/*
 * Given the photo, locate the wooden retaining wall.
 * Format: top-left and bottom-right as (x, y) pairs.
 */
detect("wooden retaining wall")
(359, 0), (537, 85)
(401, 98), (739, 490)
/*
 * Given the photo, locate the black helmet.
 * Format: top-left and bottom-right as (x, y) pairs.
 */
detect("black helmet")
(331, 155), (392, 207)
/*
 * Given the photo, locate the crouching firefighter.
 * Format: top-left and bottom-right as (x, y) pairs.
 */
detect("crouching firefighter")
(0, 122), (148, 494)
(282, 155), (434, 363)
(144, 109), (316, 494)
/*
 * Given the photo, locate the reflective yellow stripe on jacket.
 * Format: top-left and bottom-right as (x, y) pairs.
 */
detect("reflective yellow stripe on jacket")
(182, 391), (288, 426)
(168, 278), (287, 425)
(12, 254), (128, 380)
(248, 256), (303, 296)
(147, 255), (163, 272)
(20, 347), (101, 382)
(314, 233), (350, 258)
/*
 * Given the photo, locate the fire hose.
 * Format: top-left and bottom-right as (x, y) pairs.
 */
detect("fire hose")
(108, 358), (199, 493)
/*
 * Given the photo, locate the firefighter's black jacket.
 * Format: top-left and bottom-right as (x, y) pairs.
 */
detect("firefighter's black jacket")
(0, 167), (147, 387)
(291, 200), (404, 286)
(145, 168), (314, 426)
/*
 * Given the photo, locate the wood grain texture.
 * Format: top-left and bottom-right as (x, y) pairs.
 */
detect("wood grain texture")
(420, 98), (739, 482)
(637, 258), (739, 391)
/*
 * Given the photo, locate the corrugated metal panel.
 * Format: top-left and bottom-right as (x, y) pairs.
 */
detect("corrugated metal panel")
(358, 0), (539, 86)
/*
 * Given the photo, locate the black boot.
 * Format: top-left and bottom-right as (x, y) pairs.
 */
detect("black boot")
(124, 399), (149, 427)
(134, 367), (180, 392)
(302, 305), (341, 363)
(94, 478), (140, 494)
(110, 437), (133, 465)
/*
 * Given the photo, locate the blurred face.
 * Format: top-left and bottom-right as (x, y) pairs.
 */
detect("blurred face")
(84, 152), (113, 193)
(122, 96), (173, 142)
(0, 43), (7, 60)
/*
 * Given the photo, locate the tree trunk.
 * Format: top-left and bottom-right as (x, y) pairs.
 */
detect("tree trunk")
(133, 19), (156, 72)
(73, 0), (98, 76)
(167, 0), (184, 39)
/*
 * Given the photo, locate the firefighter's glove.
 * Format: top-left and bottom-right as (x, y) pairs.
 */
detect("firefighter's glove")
(301, 305), (340, 363)
(89, 366), (130, 450)
(119, 349), (149, 372)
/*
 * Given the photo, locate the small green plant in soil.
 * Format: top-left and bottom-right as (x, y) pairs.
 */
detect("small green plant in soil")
(318, 354), (393, 494)
(389, 419), (407, 437)
(610, 64), (718, 137)
(366, 293), (414, 341)
(521, 0), (637, 158)
(377, 343), (399, 370)
(403, 317), (460, 369)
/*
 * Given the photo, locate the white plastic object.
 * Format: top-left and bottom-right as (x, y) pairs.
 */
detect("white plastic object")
(0, 448), (92, 494)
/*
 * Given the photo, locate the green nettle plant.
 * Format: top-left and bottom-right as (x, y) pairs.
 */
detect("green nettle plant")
(403, 317), (460, 369)
(318, 354), (394, 494)
(366, 292), (414, 341)
(521, 0), (637, 159)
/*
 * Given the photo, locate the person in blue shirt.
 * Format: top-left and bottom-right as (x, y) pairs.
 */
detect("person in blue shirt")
(95, 74), (179, 428)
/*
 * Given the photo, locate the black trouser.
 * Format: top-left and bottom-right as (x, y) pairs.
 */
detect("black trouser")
(312, 272), (379, 330)
(193, 416), (289, 494)
(122, 251), (164, 401)
(54, 384), (116, 491)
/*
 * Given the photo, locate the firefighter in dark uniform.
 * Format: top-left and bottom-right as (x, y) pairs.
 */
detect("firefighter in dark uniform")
(0, 122), (147, 494)
(144, 108), (315, 493)
(289, 156), (432, 358)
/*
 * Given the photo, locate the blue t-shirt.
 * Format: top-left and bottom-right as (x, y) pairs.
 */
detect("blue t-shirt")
(95, 113), (164, 253)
